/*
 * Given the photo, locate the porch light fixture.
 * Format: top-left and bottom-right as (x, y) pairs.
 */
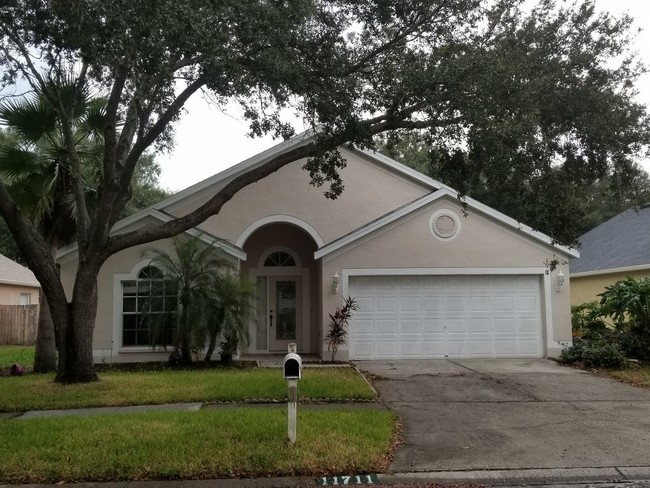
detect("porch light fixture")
(555, 271), (566, 292)
(332, 273), (340, 293)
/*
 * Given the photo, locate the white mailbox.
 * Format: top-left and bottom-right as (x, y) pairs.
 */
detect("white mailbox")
(283, 352), (302, 380)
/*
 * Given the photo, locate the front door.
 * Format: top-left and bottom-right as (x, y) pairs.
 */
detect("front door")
(269, 276), (301, 351)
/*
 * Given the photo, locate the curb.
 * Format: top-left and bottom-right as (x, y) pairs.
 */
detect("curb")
(380, 466), (650, 486)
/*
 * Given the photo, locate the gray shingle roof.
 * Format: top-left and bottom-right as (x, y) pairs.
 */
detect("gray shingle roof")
(570, 205), (650, 274)
(0, 254), (39, 287)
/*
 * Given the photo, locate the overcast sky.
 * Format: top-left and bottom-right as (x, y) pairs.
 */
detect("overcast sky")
(156, 0), (650, 192)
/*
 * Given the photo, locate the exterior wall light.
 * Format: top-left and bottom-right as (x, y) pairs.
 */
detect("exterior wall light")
(332, 272), (340, 293)
(556, 271), (566, 292)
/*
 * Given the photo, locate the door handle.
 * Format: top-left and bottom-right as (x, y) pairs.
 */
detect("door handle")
(269, 310), (273, 327)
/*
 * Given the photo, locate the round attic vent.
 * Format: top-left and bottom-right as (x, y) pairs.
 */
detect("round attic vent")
(429, 210), (461, 241)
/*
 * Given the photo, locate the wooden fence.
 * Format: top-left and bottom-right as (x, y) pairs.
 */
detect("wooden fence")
(0, 305), (39, 345)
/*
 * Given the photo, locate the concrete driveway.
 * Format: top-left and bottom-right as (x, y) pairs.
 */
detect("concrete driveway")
(356, 359), (650, 473)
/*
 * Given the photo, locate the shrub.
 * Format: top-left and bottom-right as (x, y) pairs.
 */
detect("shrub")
(571, 302), (609, 339)
(325, 296), (358, 363)
(599, 277), (650, 361)
(560, 337), (627, 369)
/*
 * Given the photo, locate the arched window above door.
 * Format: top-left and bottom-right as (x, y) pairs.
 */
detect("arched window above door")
(264, 251), (296, 267)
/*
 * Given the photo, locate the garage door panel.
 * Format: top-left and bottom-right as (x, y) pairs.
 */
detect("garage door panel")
(469, 317), (492, 332)
(422, 318), (445, 333)
(447, 296), (467, 311)
(517, 340), (542, 355)
(400, 319), (421, 334)
(494, 340), (517, 355)
(446, 318), (469, 332)
(400, 297), (421, 311)
(517, 296), (538, 311)
(494, 296), (515, 310)
(351, 341), (374, 359)
(349, 274), (543, 359)
(446, 340), (471, 356)
(377, 297), (397, 312)
(377, 318), (398, 334)
(353, 318), (375, 335)
(494, 317), (517, 333)
(356, 297), (374, 312)
(423, 297), (444, 311)
(519, 317), (540, 332)
(399, 341), (421, 357)
(469, 296), (492, 311)
(376, 341), (399, 357)
(470, 337), (494, 355)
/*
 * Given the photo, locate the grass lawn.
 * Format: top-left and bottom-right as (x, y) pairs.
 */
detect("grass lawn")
(0, 345), (34, 369)
(0, 407), (394, 483)
(0, 367), (375, 412)
(604, 364), (650, 388)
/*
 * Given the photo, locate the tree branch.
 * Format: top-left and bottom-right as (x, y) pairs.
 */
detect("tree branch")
(103, 110), (462, 258)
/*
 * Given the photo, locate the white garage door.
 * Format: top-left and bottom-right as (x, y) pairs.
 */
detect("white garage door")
(349, 275), (543, 359)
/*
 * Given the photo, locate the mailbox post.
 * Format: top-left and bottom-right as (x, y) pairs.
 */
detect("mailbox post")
(283, 343), (302, 445)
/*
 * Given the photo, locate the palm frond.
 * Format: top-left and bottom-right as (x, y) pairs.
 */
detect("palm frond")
(0, 96), (58, 144)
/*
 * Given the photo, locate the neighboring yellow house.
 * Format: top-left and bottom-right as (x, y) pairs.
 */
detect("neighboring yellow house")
(570, 205), (650, 306)
(0, 254), (40, 305)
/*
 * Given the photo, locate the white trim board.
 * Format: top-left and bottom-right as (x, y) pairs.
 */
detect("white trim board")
(236, 215), (325, 248)
(570, 263), (650, 278)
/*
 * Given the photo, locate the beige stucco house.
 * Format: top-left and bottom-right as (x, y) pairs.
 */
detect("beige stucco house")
(571, 205), (650, 306)
(58, 134), (577, 363)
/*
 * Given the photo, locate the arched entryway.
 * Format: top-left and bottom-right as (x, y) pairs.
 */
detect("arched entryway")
(240, 222), (319, 354)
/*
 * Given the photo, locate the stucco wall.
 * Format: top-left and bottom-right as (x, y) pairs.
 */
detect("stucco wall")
(570, 269), (650, 306)
(0, 285), (40, 305)
(59, 237), (238, 363)
(320, 198), (573, 359)
(164, 149), (429, 245)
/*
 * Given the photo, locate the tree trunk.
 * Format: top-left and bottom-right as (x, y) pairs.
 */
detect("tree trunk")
(55, 264), (99, 383)
(32, 292), (57, 373)
(204, 333), (217, 362)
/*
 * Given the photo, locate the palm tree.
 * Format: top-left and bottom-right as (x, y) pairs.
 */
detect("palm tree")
(144, 236), (229, 364)
(205, 270), (257, 363)
(0, 79), (105, 372)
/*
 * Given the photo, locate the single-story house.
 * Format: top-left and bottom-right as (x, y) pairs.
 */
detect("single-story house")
(0, 253), (40, 305)
(58, 133), (577, 363)
(570, 205), (650, 306)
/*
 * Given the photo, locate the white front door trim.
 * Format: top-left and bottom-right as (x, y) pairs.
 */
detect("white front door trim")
(248, 267), (310, 353)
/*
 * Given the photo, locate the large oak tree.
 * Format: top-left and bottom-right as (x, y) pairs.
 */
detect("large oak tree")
(0, 0), (647, 382)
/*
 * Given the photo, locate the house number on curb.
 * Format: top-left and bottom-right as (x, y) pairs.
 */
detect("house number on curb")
(318, 474), (379, 485)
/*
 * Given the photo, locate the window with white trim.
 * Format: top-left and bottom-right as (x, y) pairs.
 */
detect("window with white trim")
(19, 293), (31, 305)
(122, 265), (177, 347)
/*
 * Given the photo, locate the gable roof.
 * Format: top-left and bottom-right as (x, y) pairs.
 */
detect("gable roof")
(0, 254), (39, 287)
(58, 131), (578, 262)
(315, 188), (579, 259)
(570, 205), (650, 275)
